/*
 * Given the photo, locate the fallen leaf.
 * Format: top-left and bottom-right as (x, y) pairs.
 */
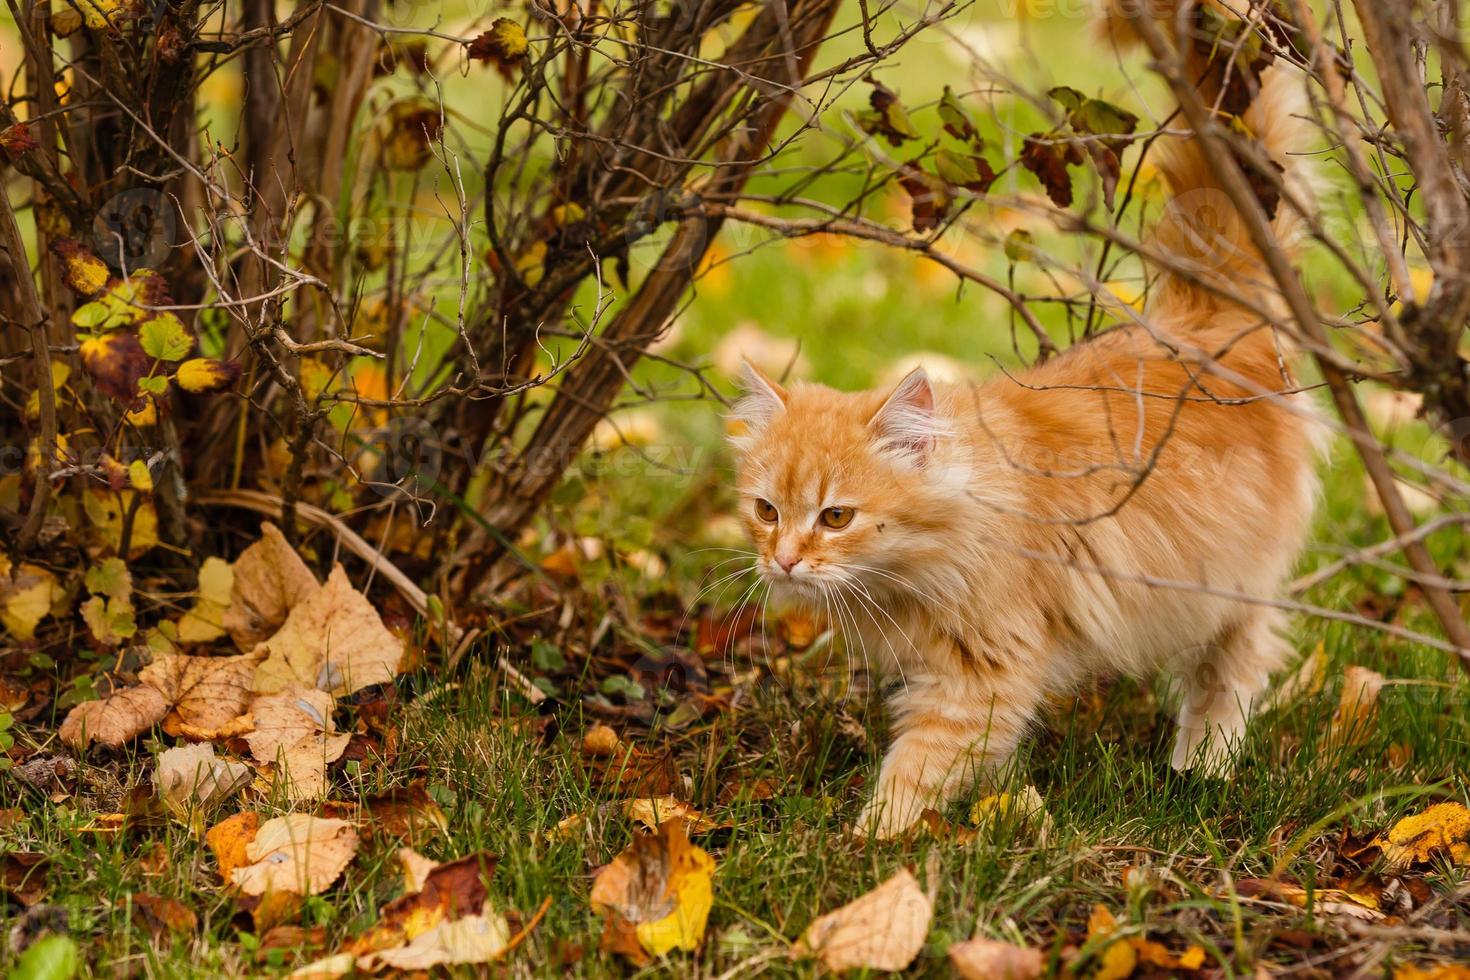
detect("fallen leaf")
(140, 651), (264, 731)
(362, 784), (448, 842)
(244, 687), (351, 801)
(582, 723), (623, 757)
(224, 523), (318, 648)
(398, 848), (440, 893)
(257, 924), (327, 964)
(624, 796), (723, 835)
(232, 815), (359, 896)
(58, 685), (169, 750)
(1087, 905), (1137, 980)
(1376, 802), (1470, 869)
(359, 908), (511, 970)
(2, 852), (49, 906)
(285, 952), (356, 980)
(155, 742), (251, 820)
(591, 819), (716, 960)
(794, 868), (932, 973)
(971, 785), (1046, 826)
(207, 811), (261, 884)
(1133, 937), (1207, 970)
(177, 557), (234, 643)
(949, 937), (1044, 979)
(341, 851), (497, 957)
(130, 893), (198, 938)
(1330, 665), (1384, 745)
(1233, 879), (1384, 921)
(252, 564), (404, 696)
(1395, 965), (1470, 980)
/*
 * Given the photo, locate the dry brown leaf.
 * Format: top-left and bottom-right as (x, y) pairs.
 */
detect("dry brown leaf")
(1233, 879), (1384, 921)
(361, 784), (448, 842)
(252, 564), (403, 696)
(359, 909), (510, 971)
(232, 815), (359, 896)
(949, 937), (1044, 979)
(582, 723), (623, 757)
(624, 796), (723, 835)
(177, 712), (255, 743)
(285, 953), (356, 980)
(130, 892), (199, 938)
(398, 847), (440, 893)
(795, 868), (933, 972)
(155, 742), (251, 819)
(1375, 802), (1470, 869)
(59, 685), (169, 750)
(140, 651), (264, 731)
(590, 819), (716, 960)
(2, 852), (48, 905)
(341, 851), (497, 957)
(207, 811), (262, 884)
(1330, 665), (1384, 745)
(244, 687), (351, 801)
(225, 522), (319, 648)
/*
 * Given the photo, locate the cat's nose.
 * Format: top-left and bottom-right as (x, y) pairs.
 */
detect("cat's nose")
(776, 554), (801, 574)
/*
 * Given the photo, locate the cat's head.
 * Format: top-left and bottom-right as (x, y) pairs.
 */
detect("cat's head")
(728, 361), (967, 601)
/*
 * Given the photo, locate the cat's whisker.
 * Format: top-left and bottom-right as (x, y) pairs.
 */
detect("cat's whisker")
(828, 573), (906, 694)
(832, 572), (915, 694)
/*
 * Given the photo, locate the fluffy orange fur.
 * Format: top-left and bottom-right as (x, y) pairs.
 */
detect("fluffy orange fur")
(729, 65), (1319, 836)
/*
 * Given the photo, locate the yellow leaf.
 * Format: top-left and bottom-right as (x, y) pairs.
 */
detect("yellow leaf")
(1376, 802), (1470, 869)
(83, 488), (159, 558)
(177, 556), (234, 643)
(590, 819), (717, 960)
(127, 459), (153, 492)
(175, 357), (240, 394)
(360, 909), (510, 970)
(0, 560), (63, 640)
(970, 785), (1046, 826)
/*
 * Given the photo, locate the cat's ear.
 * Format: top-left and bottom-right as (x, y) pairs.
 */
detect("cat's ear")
(727, 359), (787, 450)
(869, 367), (946, 465)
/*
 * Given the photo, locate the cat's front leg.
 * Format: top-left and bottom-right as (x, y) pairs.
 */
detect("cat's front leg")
(857, 673), (1037, 838)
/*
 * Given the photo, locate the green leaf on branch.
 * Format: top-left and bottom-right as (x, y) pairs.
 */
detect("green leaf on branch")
(139, 315), (192, 362)
(934, 148), (996, 194)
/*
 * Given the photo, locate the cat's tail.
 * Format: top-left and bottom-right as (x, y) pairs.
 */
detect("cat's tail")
(1100, 0), (1313, 324)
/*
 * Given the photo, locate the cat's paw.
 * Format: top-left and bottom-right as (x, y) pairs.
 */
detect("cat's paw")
(854, 790), (927, 840)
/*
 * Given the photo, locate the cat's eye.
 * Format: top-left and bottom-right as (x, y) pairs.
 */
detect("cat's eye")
(820, 506), (855, 529)
(754, 498), (778, 523)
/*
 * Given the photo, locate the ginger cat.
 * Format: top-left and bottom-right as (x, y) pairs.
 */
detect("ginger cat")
(729, 53), (1319, 835)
